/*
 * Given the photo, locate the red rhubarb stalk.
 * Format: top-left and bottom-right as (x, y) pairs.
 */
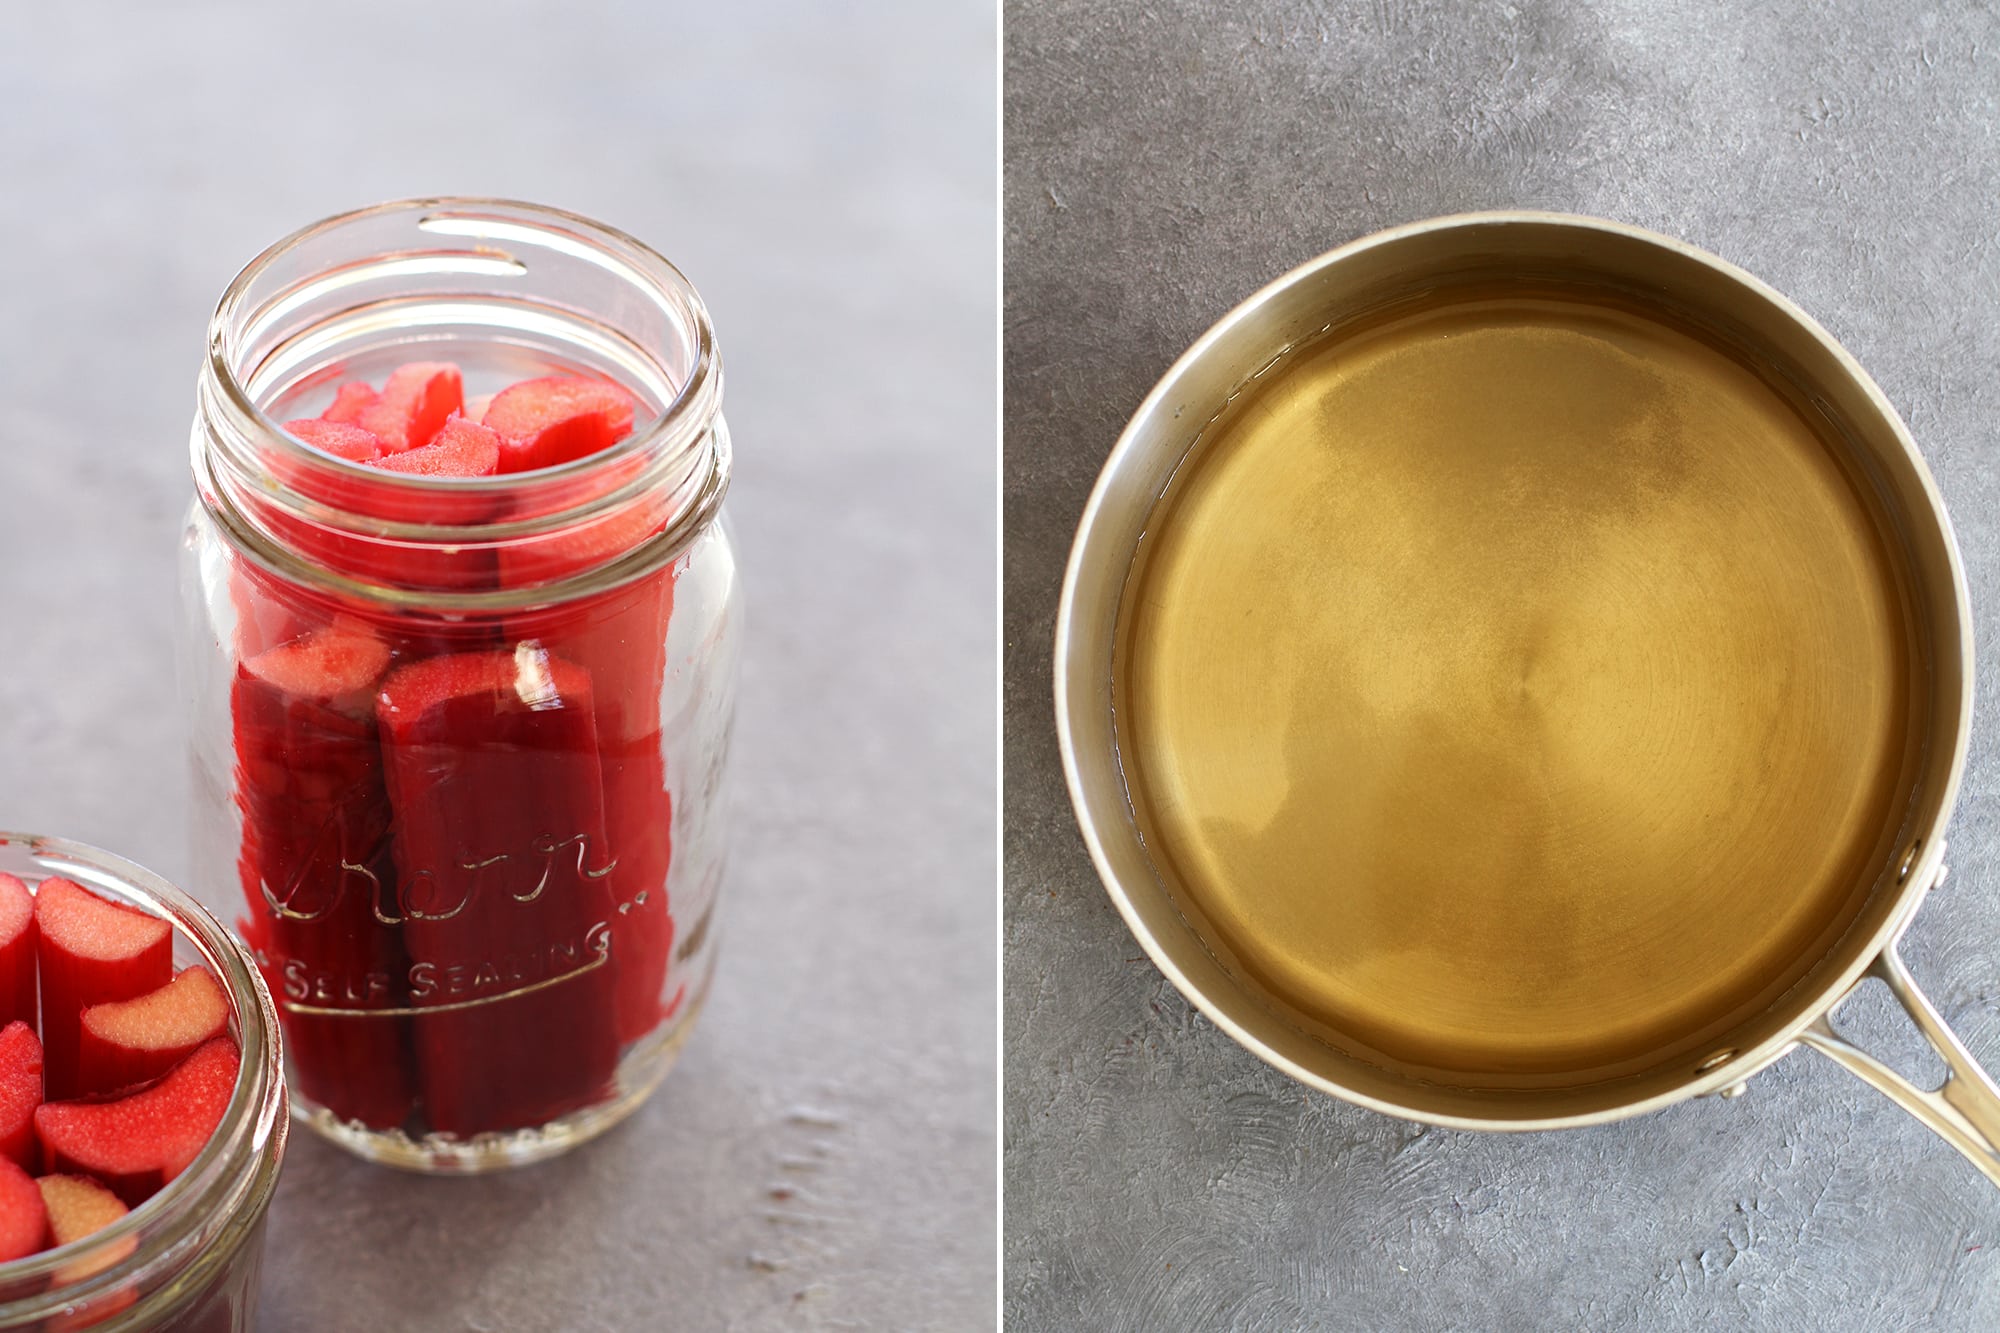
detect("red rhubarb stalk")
(483, 375), (636, 474)
(241, 368), (493, 600)
(76, 967), (230, 1098)
(233, 625), (416, 1131)
(252, 418), (501, 595)
(510, 574), (681, 1043)
(495, 387), (680, 1044)
(375, 646), (622, 1135)
(35, 1037), (241, 1207)
(0, 1020), (42, 1171)
(0, 1157), (46, 1261)
(221, 554), (321, 664)
(357, 414), (505, 592)
(602, 734), (677, 1042)
(0, 872), (34, 1030)
(356, 362), (463, 453)
(34, 880), (172, 1101)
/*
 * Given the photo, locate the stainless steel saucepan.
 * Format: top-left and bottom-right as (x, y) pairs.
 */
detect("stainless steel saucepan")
(1055, 212), (2000, 1182)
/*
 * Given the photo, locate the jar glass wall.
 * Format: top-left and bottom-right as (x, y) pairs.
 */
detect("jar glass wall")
(178, 200), (741, 1172)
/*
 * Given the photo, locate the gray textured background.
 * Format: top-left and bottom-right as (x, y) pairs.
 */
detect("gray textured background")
(0, 2), (995, 1329)
(1005, 2), (2000, 1330)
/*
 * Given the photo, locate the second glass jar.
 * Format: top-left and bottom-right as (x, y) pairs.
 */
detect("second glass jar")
(179, 199), (741, 1171)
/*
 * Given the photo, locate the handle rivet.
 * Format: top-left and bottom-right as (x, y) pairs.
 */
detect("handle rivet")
(1897, 839), (1924, 885)
(1696, 1048), (1737, 1075)
(1719, 1081), (1748, 1099)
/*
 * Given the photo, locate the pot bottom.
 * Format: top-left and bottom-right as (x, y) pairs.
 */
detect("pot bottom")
(1115, 283), (1926, 1090)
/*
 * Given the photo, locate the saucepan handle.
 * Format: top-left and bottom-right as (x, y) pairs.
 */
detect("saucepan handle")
(1800, 916), (2000, 1188)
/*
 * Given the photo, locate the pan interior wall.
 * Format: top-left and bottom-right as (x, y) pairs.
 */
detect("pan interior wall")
(1114, 284), (1926, 1089)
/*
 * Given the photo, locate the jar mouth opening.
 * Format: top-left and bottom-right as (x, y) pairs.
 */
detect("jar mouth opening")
(195, 416), (733, 616)
(195, 198), (729, 606)
(0, 833), (284, 1308)
(204, 195), (720, 504)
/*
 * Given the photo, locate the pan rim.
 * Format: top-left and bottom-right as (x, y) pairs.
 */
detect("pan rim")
(1052, 209), (1975, 1131)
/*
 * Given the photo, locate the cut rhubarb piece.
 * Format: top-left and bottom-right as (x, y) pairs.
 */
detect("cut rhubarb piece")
(0, 1020), (43, 1171)
(321, 380), (380, 425)
(357, 362), (463, 453)
(223, 551), (324, 663)
(257, 420), (414, 597)
(76, 967), (230, 1098)
(0, 872), (33, 1029)
(600, 733), (676, 1043)
(35, 1037), (241, 1207)
(497, 436), (681, 1043)
(40, 1173), (130, 1245)
(0, 1157), (46, 1261)
(484, 375), (637, 473)
(365, 416), (500, 478)
(237, 372), (496, 595)
(253, 477), (501, 594)
(311, 417), (506, 591)
(510, 570), (682, 1044)
(377, 646), (622, 1135)
(38, 1173), (135, 1299)
(497, 470), (669, 588)
(283, 418), (384, 463)
(36, 880), (173, 1100)
(234, 625), (416, 1131)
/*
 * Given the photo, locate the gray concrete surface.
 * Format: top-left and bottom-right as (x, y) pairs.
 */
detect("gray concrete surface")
(1005, 2), (2000, 1329)
(0, 2), (995, 1329)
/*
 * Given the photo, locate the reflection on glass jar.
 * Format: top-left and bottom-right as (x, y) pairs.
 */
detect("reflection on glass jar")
(0, 835), (286, 1332)
(179, 200), (742, 1172)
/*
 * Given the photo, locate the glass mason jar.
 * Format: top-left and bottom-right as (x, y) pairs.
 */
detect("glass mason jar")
(179, 199), (740, 1172)
(0, 834), (287, 1333)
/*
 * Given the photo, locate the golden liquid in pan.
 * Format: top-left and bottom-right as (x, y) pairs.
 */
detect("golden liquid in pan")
(1116, 288), (1921, 1085)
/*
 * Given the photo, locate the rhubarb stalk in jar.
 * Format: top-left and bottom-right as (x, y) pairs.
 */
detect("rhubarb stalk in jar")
(179, 199), (741, 1172)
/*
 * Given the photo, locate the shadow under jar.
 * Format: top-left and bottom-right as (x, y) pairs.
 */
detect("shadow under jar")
(180, 199), (742, 1172)
(0, 835), (286, 1333)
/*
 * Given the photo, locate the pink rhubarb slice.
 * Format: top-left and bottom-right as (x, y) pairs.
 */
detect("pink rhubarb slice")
(483, 376), (636, 473)
(364, 416), (500, 478)
(246, 366), (501, 598)
(77, 967), (230, 1098)
(357, 362), (463, 453)
(35, 880), (173, 1100)
(38, 1173), (137, 1314)
(0, 872), (34, 1030)
(321, 380), (381, 425)
(40, 1173), (131, 1244)
(376, 647), (622, 1135)
(255, 467), (501, 595)
(283, 418), (384, 464)
(300, 416), (504, 592)
(0, 1157), (46, 1261)
(234, 625), (415, 1131)
(0, 1020), (43, 1171)
(35, 1037), (241, 1207)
